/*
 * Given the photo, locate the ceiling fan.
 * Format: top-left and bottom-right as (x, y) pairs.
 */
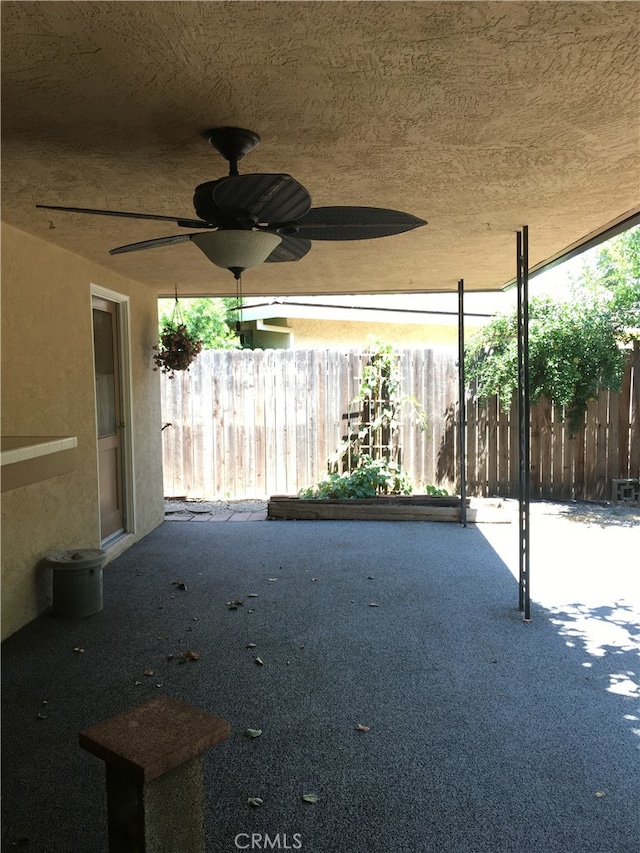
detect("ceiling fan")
(37, 127), (427, 280)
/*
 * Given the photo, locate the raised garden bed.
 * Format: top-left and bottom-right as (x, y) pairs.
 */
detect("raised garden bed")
(268, 495), (511, 523)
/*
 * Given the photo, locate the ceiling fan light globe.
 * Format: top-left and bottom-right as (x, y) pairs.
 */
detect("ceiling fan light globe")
(190, 230), (282, 271)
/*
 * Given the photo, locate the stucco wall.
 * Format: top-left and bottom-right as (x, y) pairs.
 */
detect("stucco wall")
(284, 318), (476, 348)
(1, 224), (164, 639)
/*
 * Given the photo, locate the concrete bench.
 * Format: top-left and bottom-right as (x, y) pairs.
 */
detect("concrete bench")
(80, 695), (230, 853)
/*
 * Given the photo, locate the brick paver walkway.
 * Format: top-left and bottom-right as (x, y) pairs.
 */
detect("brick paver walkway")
(165, 510), (268, 523)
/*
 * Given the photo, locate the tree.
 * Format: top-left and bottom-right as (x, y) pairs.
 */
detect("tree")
(158, 297), (241, 350)
(465, 226), (639, 435)
(570, 225), (640, 335)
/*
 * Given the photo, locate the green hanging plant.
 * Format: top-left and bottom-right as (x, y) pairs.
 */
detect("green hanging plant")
(153, 290), (203, 378)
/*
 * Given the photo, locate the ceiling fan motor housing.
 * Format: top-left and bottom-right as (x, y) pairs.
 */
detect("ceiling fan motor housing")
(193, 180), (235, 225)
(193, 175), (313, 229)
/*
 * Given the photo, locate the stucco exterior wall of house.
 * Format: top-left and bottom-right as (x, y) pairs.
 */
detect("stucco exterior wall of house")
(1, 224), (164, 639)
(279, 318), (474, 348)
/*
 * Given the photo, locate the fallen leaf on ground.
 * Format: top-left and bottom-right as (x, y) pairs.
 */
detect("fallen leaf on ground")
(255, 657), (264, 666)
(172, 581), (187, 590)
(143, 668), (154, 676)
(302, 794), (319, 803)
(36, 712), (48, 720)
(73, 647), (85, 654)
(594, 791), (606, 798)
(226, 599), (244, 610)
(246, 643), (257, 649)
(367, 575), (375, 580)
(268, 578), (278, 582)
(245, 728), (262, 738)
(355, 723), (370, 732)
(248, 797), (264, 807)
(180, 650), (200, 661)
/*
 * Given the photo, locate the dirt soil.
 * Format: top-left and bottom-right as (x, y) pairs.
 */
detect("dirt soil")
(524, 499), (640, 527)
(165, 497), (640, 526)
(165, 498), (269, 514)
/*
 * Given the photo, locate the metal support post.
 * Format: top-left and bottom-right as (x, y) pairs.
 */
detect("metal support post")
(458, 278), (467, 528)
(516, 227), (531, 621)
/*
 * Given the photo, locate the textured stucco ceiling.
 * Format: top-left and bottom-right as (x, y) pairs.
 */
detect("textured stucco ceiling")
(1, 1), (638, 296)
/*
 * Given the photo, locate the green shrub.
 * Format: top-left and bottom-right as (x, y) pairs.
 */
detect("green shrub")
(299, 456), (413, 499)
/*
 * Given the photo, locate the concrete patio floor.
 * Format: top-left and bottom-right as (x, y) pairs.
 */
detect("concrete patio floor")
(2, 502), (639, 853)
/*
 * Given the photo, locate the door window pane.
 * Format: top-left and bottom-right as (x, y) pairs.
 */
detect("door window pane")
(93, 308), (117, 438)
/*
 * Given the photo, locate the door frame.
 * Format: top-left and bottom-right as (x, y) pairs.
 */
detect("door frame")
(90, 284), (136, 542)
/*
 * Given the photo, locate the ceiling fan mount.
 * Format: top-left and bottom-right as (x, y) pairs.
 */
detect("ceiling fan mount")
(205, 126), (261, 175)
(36, 127), (427, 278)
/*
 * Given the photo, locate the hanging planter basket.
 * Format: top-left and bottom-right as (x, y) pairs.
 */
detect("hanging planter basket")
(153, 293), (203, 379)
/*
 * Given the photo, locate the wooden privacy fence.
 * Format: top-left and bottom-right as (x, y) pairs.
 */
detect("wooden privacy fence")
(161, 345), (639, 502)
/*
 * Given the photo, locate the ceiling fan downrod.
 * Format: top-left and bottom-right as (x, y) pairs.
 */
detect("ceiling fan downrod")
(206, 127), (261, 176)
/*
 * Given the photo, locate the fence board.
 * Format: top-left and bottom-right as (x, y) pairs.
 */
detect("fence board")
(530, 402), (542, 498)
(550, 402), (563, 499)
(467, 397), (478, 495)
(253, 350), (266, 496)
(584, 399), (598, 499)
(263, 349), (278, 494)
(162, 348), (637, 502)
(497, 400), (510, 495)
(539, 398), (553, 500)
(595, 393), (609, 499)
(486, 395), (499, 495)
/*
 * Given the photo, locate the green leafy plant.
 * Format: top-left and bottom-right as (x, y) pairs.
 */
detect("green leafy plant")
(424, 484), (449, 497)
(331, 343), (427, 475)
(300, 343), (444, 499)
(157, 296), (241, 350)
(154, 294), (203, 378)
(300, 455), (414, 499)
(153, 323), (203, 378)
(465, 295), (627, 436)
(571, 225), (640, 337)
(465, 226), (638, 436)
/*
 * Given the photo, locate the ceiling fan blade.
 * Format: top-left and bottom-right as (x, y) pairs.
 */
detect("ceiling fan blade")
(109, 234), (196, 255)
(211, 174), (312, 223)
(265, 235), (311, 263)
(293, 206), (427, 241)
(37, 204), (210, 229)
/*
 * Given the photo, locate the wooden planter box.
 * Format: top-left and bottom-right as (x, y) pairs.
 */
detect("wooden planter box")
(268, 495), (512, 523)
